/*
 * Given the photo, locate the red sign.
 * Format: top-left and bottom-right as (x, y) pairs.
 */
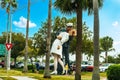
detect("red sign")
(5, 43), (13, 51)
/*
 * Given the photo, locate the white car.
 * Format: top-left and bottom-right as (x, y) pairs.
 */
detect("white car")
(99, 63), (114, 72)
(17, 62), (24, 68)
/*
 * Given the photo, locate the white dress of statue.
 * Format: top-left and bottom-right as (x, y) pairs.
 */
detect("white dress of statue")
(50, 31), (69, 58)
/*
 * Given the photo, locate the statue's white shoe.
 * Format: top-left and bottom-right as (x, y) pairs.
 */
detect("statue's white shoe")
(50, 71), (57, 75)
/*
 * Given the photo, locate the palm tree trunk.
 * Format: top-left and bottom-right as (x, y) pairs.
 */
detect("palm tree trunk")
(75, 4), (82, 80)
(43, 0), (51, 78)
(14, 57), (17, 67)
(105, 51), (108, 63)
(6, 13), (9, 44)
(30, 57), (34, 72)
(92, 0), (100, 80)
(4, 12), (10, 69)
(8, 9), (12, 70)
(7, 2), (12, 70)
(23, 0), (30, 73)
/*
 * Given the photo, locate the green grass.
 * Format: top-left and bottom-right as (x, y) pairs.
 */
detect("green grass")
(81, 72), (106, 80)
(0, 69), (106, 80)
(0, 77), (16, 80)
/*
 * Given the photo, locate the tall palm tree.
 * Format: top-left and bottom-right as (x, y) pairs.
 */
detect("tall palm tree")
(23, 0), (30, 73)
(1, 0), (17, 43)
(54, 0), (103, 80)
(43, 0), (52, 78)
(92, 0), (100, 80)
(100, 36), (114, 63)
(0, 0), (17, 70)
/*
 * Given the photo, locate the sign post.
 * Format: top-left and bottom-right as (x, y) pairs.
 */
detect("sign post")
(5, 43), (13, 70)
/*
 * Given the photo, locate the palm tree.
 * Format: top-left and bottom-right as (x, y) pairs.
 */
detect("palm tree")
(1, 0), (17, 43)
(92, 0), (100, 80)
(0, 0), (17, 70)
(23, 0), (30, 73)
(54, 0), (103, 80)
(100, 36), (114, 63)
(43, 0), (52, 78)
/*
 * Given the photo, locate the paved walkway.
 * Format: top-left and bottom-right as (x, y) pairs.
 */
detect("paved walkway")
(101, 77), (107, 80)
(11, 76), (38, 80)
(0, 78), (3, 80)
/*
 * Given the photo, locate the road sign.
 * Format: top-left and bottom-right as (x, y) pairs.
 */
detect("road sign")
(5, 43), (13, 51)
(0, 44), (7, 55)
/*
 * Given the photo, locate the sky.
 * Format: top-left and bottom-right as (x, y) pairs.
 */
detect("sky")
(0, 0), (120, 57)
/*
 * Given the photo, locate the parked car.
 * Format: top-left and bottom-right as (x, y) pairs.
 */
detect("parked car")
(81, 61), (93, 71)
(37, 63), (54, 70)
(50, 63), (54, 70)
(86, 65), (94, 72)
(0, 60), (5, 68)
(70, 61), (93, 72)
(99, 63), (114, 72)
(16, 62), (24, 68)
(81, 64), (89, 71)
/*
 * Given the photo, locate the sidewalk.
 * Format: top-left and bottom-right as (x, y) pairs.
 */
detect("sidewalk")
(101, 77), (107, 80)
(11, 76), (38, 80)
(0, 78), (3, 80)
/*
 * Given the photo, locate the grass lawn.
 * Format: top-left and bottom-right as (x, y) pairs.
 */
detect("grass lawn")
(0, 69), (106, 80)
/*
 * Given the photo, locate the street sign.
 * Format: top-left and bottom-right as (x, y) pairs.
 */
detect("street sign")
(0, 44), (7, 55)
(5, 43), (13, 51)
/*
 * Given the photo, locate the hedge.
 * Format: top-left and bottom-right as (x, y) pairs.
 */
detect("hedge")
(107, 64), (120, 80)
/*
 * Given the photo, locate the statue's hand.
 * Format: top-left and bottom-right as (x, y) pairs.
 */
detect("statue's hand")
(57, 36), (62, 40)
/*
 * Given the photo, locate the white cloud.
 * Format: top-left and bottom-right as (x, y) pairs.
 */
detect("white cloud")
(13, 16), (37, 28)
(114, 41), (120, 46)
(112, 21), (119, 27)
(113, 41), (120, 54)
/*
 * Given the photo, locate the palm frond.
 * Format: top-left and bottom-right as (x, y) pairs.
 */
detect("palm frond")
(0, 0), (17, 13)
(54, 0), (76, 15)
(1, 0), (7, 8)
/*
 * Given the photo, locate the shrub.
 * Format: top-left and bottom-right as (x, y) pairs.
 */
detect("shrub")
(28, 65), (36, 72)
(107, 64), (120, 80)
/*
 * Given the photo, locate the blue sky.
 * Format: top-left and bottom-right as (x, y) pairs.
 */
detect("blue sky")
(0, 0), (120, 56)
